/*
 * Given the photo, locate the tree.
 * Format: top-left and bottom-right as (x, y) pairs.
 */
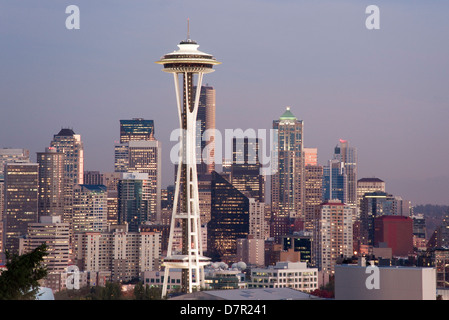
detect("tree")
(134, 281), (145, 300)
(145, 284), (162, 300)
(132, 282), (162, 300)
(310, 288), (334, 299)
(0, 243), (48, 300)
(90, 282), (123, 300)
(310, 274), (335, 299)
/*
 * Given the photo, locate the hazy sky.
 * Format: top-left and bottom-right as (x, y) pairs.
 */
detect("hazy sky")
(1, 0), (448, 205)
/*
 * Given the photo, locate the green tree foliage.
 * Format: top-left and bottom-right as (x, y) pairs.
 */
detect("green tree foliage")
(145, 285), (162, 300)
(89, 282), (123, 300)
(133, 281), (145, 300)
(0, 243), (48, 300)
(133, 282), (162, 300)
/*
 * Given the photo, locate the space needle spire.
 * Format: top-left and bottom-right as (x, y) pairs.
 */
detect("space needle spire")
(187, 18), (190, 40)
(156, 23), (220, 298)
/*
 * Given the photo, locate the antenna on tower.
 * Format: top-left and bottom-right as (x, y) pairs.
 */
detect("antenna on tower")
(187, 17), (190, 40)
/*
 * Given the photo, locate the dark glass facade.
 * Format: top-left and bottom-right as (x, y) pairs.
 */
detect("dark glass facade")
(207, 171), (249, 261)
(120, 119), (154, 143)
(118, 177), (151, 232)
(37, 148), (64, 217)
(282, 235), (313, 264)
(322, 160), (347, 203)
(3, 163), (39, 254)
(194, 85), (215, 174)
(231, 137), (265, 202)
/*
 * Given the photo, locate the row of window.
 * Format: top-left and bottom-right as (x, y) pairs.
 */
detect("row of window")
(251, 277), (317, 283)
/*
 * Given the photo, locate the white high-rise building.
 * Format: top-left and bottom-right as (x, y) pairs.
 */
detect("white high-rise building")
(314, 199), (353, 281)
(50, 128), (84, 186)
(20, 215), (71, 293)
(50, 128), (84, 231)
(249, 198), (266, 240)
(20, 215), (70, 273)
(73, 224), (161, 283)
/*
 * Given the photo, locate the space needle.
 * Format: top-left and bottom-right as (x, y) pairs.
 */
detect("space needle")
(156, 21), (220, 298)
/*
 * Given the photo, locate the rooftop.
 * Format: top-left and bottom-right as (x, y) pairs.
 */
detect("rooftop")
(55, 128), (76, 136)
(358, 177), (384, 183)
(321, 199), (346, 206)
(78, 184), (107, 192)
(279, 106), (297, 121)
(169, 287), (322, 300)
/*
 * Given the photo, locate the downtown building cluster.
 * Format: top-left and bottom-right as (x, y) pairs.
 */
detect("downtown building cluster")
(0, 85), (445, 298)
(0, 121), (163, 291)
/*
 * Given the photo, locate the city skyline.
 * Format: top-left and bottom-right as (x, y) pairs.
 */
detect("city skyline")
(1, 1), (448, 206)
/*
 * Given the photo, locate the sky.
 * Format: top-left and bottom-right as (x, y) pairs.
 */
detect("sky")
(0, 0), (448, 206)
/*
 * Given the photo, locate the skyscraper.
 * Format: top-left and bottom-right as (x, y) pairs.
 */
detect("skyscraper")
(208, 171), (249, 262)
(72, 184), (108, 233)
(360, 191), (405, 246)
(0, 148), (30, 244)
(197, 173), (212, 225)
(303, 148), (323, 233)
(83, 171), (104, 185)
(119, 118), (155, 143)
(323, 159), (347, 203)
(231, 137), (265, 202)
(20, 215), (71, 292)
(114, 143), (129, 173)
(37, 147), (64, 217)
(118, 172), (152, 232)
(3, 162), (39, 254)
(72, 224), (161, 283)
(50, 128), (84, 186)
(0, 148), (30, 175)
(303, 148), (318, 167)
(21, 215), (70, 274)
(50, 128), (84, 229)
(248, 198), (266, 240)
(114, 125), (162, 223)
(127, 140), (162, 221)
(333, 139), (358, 207)
(195, 85), (216, 174)
(357, 177), (386, 210)
(0, 148), (30, 229)
(103, 172), (122, 227)
(271, 107), (304, 239)
(313, 199), (353, 280)
(156, 28), (220, 296)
